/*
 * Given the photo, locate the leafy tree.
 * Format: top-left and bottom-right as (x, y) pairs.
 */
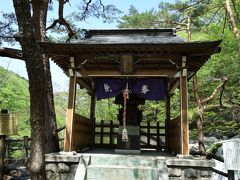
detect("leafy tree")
(0, 0), (119, 179)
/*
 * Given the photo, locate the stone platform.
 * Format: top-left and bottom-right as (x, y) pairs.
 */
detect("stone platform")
(45, 149), (215, 180)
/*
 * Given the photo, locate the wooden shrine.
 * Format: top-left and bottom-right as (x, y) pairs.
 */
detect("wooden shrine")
(39, 28), (221, 155)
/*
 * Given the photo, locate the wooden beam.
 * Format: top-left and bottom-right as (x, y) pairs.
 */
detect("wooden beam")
(180, 68), (189, 155)
(64, 57), (77, 152)
(76, 70), (178, 77)
(169, 79), (180, 94)
(76, 78), (94, 95)
(165, 95), (170, 151)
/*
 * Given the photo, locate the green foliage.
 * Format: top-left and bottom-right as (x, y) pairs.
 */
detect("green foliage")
(0, 67), (30, 136)
(118, 6), (159, 28)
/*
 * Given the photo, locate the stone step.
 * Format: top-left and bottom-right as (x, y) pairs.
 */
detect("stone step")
(88, 154), (158, 167)
(86, 165), (161, 180)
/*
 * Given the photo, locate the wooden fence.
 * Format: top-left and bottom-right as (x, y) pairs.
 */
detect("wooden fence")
(94, 120), (119, 148)
(3, 125), (66, 163)
(72, 113), (93, 151)
(140, 121), (166, 150)
(94, 120), (166, 150)
(4, 136), (30, 163)
(167, 116), (181, 154)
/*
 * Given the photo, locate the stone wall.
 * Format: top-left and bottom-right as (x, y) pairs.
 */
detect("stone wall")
(46, 162), (78, 180)
(167, 156), (215, 180)
(168, 166), (213, 179)
(45, 152), (83, 180)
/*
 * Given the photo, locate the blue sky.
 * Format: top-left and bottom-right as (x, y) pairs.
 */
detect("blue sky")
(0, 0), (174, 92)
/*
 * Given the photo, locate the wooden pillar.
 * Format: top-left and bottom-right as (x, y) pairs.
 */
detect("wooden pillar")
(64, 57), (77, 152)
(90, 94), (96, 148)
(180, 65), (189, 155)
(90, 94), (96, 121)
(165, 94), (170, 151)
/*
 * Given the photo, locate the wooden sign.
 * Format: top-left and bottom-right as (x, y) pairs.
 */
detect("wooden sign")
(0, 114), (18, 135)
(120, 54), (133, 75)
(222, 139), (240, 170)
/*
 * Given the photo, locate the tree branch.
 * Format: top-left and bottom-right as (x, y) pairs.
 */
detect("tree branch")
(231, 0), (240, 22)
(193, 75), (203, 106)
(0, 47), (24, 60)
(204, 6), (223, 29)
(222, 10), (227, 35)
(82, 0), (93, 20)
(0, 35), (15, 39)
(203, 77), (228, 104)
(46, 0), (76, 40)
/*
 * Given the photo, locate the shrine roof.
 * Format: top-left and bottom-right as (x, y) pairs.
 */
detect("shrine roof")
(75, 28), (184, 44)
(38, 28), (221, 94)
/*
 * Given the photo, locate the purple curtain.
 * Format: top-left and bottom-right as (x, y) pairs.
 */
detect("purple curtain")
(96, 78), (167, 100)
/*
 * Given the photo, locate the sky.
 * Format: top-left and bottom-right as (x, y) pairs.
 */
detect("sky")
(0, 0), (173, 92)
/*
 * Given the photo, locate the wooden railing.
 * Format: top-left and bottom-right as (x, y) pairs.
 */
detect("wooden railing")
(168, 116), (181, 154)
(72, 113), (93, 151)
(94, 120), (119, 148)
(140, 121), (166, 150)
(94, 120), (166, 150)
(5, 136), (30, 163)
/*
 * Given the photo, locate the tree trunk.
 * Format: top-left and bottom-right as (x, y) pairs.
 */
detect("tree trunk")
(193, 75), (206, 153)
(32, 0), (60, 153)
(226, 0), (239, 37)
(13, 0), (47, 179)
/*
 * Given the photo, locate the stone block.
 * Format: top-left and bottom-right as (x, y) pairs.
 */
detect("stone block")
(167, 158), (215, 167)
(58, 163), (70, 173)
(200, 170), (212, 177)
(46, 163), (58, 173)
(157, 160), (169, 179)
(184, 168), (199, 178)
(168, 168), (182, 177)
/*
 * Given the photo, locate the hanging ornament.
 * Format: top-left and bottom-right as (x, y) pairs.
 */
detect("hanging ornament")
(122, 81), (131, 142)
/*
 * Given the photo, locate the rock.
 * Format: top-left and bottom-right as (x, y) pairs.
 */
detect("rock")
(168, 168), (182, 177)
(46, 163), (58, 173)
(200, 170), (212, 177)
(189, 143), (199, 153)
(184, 168), (199, 178)
(10, 169), (22, 177)
(204, 136), (218, 148)
(47, 172), (58, 180)
(3, 165), (30, 180)
(58, 163), (70, 173)
(3, 175), (12, 180)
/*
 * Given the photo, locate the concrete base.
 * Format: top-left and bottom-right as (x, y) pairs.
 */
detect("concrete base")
(114, 149), (141, 155)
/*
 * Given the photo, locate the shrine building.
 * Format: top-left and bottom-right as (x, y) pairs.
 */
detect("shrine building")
(39, 28), (221, 155)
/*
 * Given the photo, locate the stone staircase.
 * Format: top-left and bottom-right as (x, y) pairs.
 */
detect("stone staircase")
(45, 152), (216, 180)
(77, 154), (168, 180)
